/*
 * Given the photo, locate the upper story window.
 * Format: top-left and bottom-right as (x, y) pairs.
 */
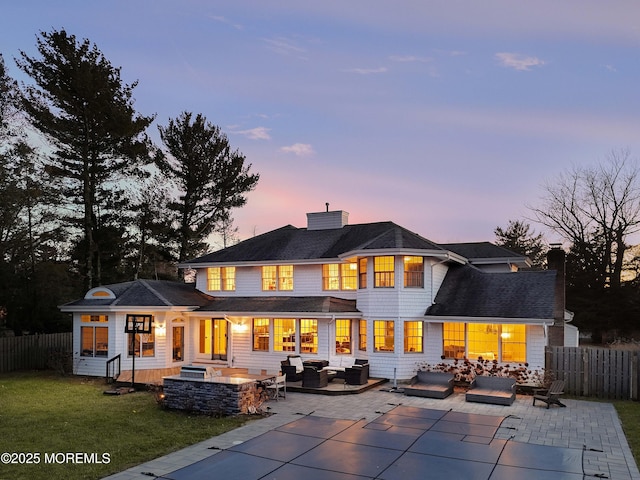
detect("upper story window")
(322, 262), (357, 290)
(262, 265), (294, 291)
(374, 256), (394, 288)
(403, 256), (424, 288)
(207, 267), (236, 291)
(359, 258), (367, 289)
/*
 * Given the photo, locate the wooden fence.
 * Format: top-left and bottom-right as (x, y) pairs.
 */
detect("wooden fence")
(546, 346), (640, 400)
(0, 332), (72, 373)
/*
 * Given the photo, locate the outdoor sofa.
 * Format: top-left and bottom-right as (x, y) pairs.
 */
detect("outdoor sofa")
(465, 375), (516, 406)
(404, 371), (454, 399)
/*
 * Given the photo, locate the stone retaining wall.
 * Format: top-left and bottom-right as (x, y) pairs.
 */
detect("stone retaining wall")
(163, 377), (257, 416)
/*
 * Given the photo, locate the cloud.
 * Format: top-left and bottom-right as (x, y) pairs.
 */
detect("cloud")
(343, 67), (388, 75)
(389, 55), (432, 63)
(495, 52), (546, 71)
(209, 15), (243, 30)
(234, 127), (271, 140)
(280, 143), (315, 156)
(263, 36), (307, 59)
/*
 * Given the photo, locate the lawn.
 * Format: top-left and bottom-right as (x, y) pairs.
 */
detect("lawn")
(615, 401), (640, 466)
(0, 371), (250, 480)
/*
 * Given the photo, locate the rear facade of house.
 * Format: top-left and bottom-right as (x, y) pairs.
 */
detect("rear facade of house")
(61, 209), (576, 381)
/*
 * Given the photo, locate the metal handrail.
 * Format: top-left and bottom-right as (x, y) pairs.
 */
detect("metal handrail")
(105, 354), (121, 383)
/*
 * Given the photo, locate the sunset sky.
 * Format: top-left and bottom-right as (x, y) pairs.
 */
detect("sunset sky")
(2, 1), (640, 246)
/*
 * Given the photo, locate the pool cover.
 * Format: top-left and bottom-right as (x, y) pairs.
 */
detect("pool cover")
(160, 405), (587, 479)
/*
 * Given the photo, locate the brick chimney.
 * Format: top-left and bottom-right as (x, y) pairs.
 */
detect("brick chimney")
(547, 244), (566, 346)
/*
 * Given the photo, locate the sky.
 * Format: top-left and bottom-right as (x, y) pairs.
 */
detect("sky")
(2, 1), (640, 246)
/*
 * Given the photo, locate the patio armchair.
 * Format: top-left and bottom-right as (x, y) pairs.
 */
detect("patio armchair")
(345, 362), (369, 385)
(281, 355), (304, 382)
(302, 366), (329, 388)
(533, 380), (566, 408)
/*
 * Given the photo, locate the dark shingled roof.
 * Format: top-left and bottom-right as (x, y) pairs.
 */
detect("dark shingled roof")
(61, 280), (214, 308)
(439, 242), (525, 260)
(183, 222), (444, 264)
(426, 264), (556, 319)
(197, 296), (358, 313)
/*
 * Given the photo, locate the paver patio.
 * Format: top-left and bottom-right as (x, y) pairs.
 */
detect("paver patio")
(105, 387), (640, 480)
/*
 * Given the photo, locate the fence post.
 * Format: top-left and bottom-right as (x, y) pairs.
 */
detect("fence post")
(633, 351), (639, 401)
(582, 348), (589, 397)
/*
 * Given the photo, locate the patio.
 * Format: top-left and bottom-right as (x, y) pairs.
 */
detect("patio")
(105, 386), (640, 480)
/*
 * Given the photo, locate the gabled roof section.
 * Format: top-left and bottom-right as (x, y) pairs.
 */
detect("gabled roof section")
(61, 280), (214, 309)
(197, 296), (359, 314)
(426, 264), (556, 320)
(182, 222), (447, 265)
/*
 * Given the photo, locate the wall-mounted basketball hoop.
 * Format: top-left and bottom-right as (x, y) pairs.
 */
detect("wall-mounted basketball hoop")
(125, 314), (153, 388)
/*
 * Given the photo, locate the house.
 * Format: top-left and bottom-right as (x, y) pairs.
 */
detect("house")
(60, 209), (575, 381)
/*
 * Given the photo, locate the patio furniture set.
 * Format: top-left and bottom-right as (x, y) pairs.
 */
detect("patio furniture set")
(404, 370), (566, 407)
(281, 355), (370, 388)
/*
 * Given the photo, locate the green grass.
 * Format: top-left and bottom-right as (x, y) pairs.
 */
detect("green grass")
(615, 401), (640, 465)
(0, 371), (250, 480)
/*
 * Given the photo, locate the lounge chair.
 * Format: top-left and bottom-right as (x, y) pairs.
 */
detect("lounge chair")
(404, 371), (454, 399)
(465, 375), (516, 406)
(533, 380), (566, 408)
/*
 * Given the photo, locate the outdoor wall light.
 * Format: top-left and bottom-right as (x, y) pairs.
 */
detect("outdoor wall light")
(232, 322), (248, 333)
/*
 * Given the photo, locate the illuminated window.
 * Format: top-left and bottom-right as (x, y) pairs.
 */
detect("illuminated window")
(322, 264), (340, 290)
(81, 315), (108, 323)
(403, 256), (424, 287)
(173, 326), (184, 362)
(207, 267), (236, 291)
(253, 318), (269, 351)
(335, 319), (352, 354)
(323, 262), (357, 290)
(262, 265), (294, 291)
(279, 265), (293, 290)
(359, 258), (367, 289)
(81, 325), (108, 357)
(442, 323), (526, 362)
(501, 324), (526, 362)
(129, 329), (155, 357)
(358, 319), (367, 351)
(468, 323), (499, 361)
(404, 321), (423, 353)
(374, 320), (394, 352)
(374, 256), (394, 288)
(300, 319), (318, 353)
(443, 323), (465, 359)
(274, 318), (296, 352)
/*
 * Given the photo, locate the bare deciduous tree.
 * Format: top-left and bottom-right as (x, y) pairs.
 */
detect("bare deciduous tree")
(530, 149), (640, 290)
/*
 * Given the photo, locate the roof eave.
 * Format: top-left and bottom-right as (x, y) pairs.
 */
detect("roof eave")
(423, 315), (554, 325)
